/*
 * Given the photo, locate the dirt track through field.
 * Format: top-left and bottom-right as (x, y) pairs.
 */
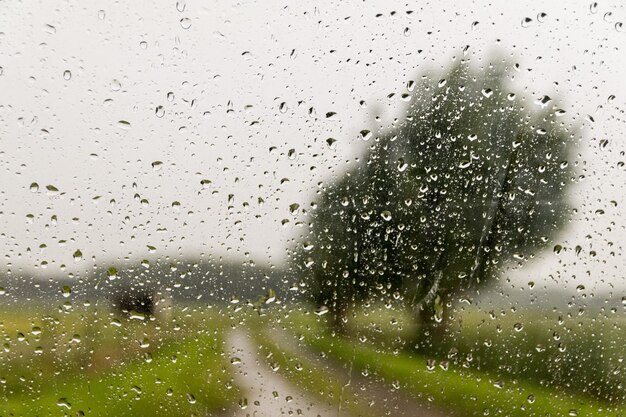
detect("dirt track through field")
(270, 328), (452, 417)
(224, 330), (349, 417)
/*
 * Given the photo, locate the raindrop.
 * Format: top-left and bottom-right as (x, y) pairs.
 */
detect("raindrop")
(180, 18), (192, 29)
(57, 398), (71, 409)
(314, 305), (329, 316)
(360, 129), (372, 140)
(30, 182), (39, 192)
(521, 17), (533, 27)
(381, 210), (392, 221)
(107, 266), (118, 281)
(110, 79), (121, 91)
(97, 10), (105, 20)
(155, 106), (165, 118)
(73, 250), (82, 262)
(537, 95), (552, 107)
(62, 285), (71, 298)
(63, 70), (71, 80)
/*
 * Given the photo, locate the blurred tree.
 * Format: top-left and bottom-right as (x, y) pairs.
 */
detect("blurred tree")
(293, 58), (576, 345)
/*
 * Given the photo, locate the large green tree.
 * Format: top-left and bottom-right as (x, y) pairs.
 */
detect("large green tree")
(293, 58), (576, 345)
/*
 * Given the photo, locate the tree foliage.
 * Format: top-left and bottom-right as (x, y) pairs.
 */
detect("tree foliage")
(293, 58), (576, 336)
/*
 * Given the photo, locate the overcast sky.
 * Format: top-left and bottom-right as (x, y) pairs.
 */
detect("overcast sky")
(1, 0), (625, 295)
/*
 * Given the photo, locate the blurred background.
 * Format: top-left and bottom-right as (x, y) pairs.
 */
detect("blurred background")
(0, 0), (624, 416)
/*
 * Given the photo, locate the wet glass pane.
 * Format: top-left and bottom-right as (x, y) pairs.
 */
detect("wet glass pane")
(0, 1), (624, 416)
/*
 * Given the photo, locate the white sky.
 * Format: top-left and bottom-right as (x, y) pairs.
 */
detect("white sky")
(0, 0), (625, 295)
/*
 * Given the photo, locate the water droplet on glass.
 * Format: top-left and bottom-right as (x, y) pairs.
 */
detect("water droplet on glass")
(180, 18), (192, 29)
(63, 70), (71, 80)
(360, 129), (372, 140)
(30, 182), (39, 192)
(314, 305), (329, 316)
(107, 266), (118, 281)
(155, 106), (165, 118)
(57, 398), (71, 409)
(110, 79), (121, 91)
(62, 285), (71, 298)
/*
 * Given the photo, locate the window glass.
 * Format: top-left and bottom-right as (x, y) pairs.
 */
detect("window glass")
(0, 1), (624, 416)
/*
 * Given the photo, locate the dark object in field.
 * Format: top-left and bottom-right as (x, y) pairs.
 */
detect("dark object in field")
(111, 290), (155, 316)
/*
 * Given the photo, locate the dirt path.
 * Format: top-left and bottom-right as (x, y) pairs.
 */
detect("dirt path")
(271, 328), (452, 417)
(224, 330), (349, 417)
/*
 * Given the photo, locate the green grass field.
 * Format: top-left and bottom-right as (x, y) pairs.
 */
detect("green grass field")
(1, 302), (623, 417)
(283, 309), (626, 417)
(0, 305), (239, 417)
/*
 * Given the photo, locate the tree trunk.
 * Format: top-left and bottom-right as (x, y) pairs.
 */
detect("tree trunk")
(414, 298), (451, 354)
(330, 301), (349, 335)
